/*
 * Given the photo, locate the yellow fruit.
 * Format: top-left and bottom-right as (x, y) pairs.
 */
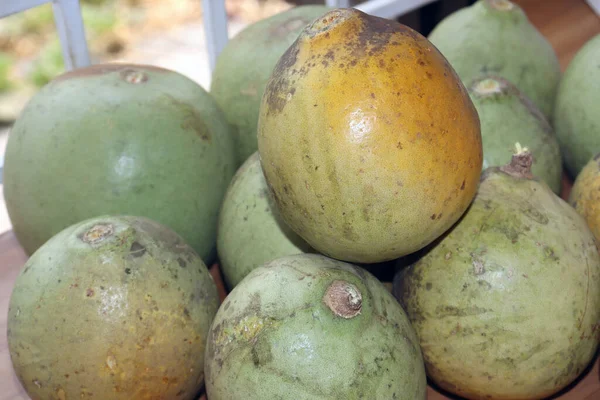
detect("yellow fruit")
(569, 154), (600, 242)
(257, 8), (483, 263)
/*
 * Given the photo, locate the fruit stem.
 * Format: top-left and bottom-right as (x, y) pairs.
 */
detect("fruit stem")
(323, 280), (362, 319)
(499, 142), (534, 179)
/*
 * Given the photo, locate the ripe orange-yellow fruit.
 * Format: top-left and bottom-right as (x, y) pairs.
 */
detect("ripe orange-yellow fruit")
(257, 8), (483, 263)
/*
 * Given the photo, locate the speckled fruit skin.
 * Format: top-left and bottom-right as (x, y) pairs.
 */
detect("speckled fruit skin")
(210, 5), (330, 165)
(393, 158), (600, 399)
(468, 76), (562, 194)
(2, 63), (236, 261)
(205, 253), (427, 400)
(7, 215), (220, 400)
(428, 0), (561, 119)
(217, 151), (313, 289)
(569, 153), (600, 242)
(257, 8), (482, 263)
(553, 33), (600, 178)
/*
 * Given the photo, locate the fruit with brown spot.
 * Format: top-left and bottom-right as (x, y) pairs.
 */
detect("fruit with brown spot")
(7, 215), (220, 400)
(205, 253), (427, 399)
(393, 150), (600, 399)
(210, 5), (331, 165)
(257, 8), (483, 263)
(467, 75), (562, 194)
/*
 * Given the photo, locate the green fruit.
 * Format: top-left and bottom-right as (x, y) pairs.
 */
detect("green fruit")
(553, 33), (600, 178)
(468, 75), (562, 194)
(3, 63), (236, 260)
(257, 8), (483, 264)
(7, 215), (220, 400)
(428, 0), (561, 119)
(393, 150), (600, 399)
(205, 253), (427, 400)
(217, 151), (312, 289)
(210, 5), (330, 165)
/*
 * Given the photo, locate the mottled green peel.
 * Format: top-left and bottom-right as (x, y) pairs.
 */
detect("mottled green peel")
(468, 75), (562, 193)
(393, 159), (600, 399)
(205, 253), (427, 400)
(7, 215), (220, 400)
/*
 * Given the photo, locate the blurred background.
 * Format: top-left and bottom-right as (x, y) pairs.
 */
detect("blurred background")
(0, 0), (598, 234)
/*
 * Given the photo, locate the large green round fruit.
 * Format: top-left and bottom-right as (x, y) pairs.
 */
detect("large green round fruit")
(553, 33), (600, 178)
(3, 63), (236, 260)
(468, 75), (562, 194)
(217, 151), (312, 289)
(210, 5), (330, 165)
(205, 253), (427, 399)
(393, 151), (600, 399)
(428, 0), (561, 119)
(7, 215), (220, 400)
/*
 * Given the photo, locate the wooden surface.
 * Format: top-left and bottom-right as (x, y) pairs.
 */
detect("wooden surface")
(1, 1), (599, 399)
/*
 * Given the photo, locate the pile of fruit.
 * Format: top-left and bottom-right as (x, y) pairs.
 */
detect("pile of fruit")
(2, 1), (600, 399)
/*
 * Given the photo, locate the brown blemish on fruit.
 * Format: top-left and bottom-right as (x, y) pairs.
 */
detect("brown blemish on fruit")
(86, 288), (94, 297)
(265, 42), (300, 114)
(53, 63), (168, 83)
(81, 223), (114, 244)
(168, 96), (212, 141)
(323, 280), (362, 318)
(129, 241), (146, 258)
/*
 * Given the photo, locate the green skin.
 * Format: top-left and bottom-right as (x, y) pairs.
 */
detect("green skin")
(7, 215), (220, 400)
(468, 75), (563, 194)
(393, 160), (600, 400)
(210, 5), (330, 165)
(428, 0), (561, 119)
(3, 63), (236, 261)
(205, 253), (427, 400)
(553, 33), (600, 178)
(217, 151), (313, 289)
